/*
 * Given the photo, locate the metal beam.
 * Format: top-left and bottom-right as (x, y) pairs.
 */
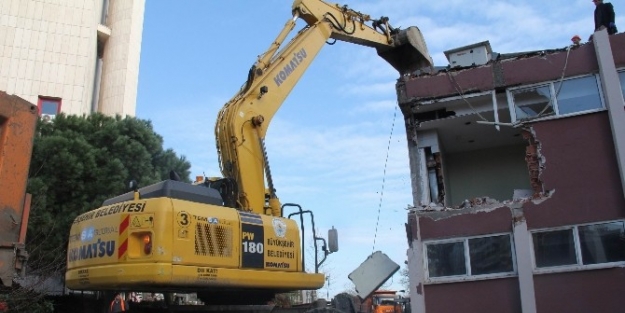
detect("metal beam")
(593, 29), (625, 198)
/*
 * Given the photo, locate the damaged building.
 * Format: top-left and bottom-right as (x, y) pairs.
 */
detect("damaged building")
(401, 29), (625, 313)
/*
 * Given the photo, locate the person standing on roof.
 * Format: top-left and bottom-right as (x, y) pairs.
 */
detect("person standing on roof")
(593, 0), (618, 35)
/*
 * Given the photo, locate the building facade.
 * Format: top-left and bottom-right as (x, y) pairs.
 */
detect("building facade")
(400, 30), (625, 313)
(0, 0), (145, 118)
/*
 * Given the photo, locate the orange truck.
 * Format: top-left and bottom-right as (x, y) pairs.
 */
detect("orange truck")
(361, 291), (405, 313)
(0, 91), (38, 288)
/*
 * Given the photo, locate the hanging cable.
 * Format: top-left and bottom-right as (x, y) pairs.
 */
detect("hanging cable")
(445, 70), (490, 122)
(324, 11), (356, 34)
(372, 105), (397, 253)
(535, 45), (572, 116)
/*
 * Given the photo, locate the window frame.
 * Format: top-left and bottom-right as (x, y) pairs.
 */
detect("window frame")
(530, 220), (625, 275)
(37, 96), (62, 117)
(507, 73), (605, 123)
(423, 232), (517, 284)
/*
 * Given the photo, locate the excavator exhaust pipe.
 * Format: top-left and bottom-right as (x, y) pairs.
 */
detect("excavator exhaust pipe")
(377, 26), (433, 75)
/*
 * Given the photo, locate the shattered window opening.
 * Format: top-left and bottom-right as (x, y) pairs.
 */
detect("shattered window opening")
(425, 233), (515, 280)
(510, 85), (554, 121)
(532, 220), (625, 270)
(508, 74), (605, 122)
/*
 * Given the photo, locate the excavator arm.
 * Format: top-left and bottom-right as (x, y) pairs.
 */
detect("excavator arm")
(214, 0), (432, 216)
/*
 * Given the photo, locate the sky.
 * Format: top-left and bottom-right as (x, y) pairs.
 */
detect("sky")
(135, 0), (623, 298)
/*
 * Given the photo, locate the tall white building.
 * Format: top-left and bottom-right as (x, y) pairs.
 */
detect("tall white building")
(0, 0), (145, 118)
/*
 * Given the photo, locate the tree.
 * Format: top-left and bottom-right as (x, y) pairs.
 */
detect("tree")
(399, 265), (409, 294)
(25, 113), (191, 273)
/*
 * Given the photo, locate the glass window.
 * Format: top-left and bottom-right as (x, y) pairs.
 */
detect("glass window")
(469, 235), (514, 275)
(532, 229), (577, 268)
(555, 76), (603, 115)
(509, 75), (606, 122)
(511, 85), (554, 120)
(426, 241), (465, 277)
(579, 221), (625, 265)
(532, 221), (625, 270)
(38, 97), (61, 119)
(41, 100), (60, 115)
(425, 234), (514, 279)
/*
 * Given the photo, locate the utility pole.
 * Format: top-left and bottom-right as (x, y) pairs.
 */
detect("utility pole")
(326, 275), (330, 299)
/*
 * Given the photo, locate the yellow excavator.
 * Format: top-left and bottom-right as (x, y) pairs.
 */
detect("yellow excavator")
(65, 0), (431, 307)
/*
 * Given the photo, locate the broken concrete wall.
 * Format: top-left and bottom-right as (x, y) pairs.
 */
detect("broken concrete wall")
(409, 129), (446, 206)
(518, 110), (625, 310)
(397, 66), (495, 103)
(406, 111), (625, 313)
(402, 32), (625, 313)
(405, 114), (625, 312)
(398, 33), (625, 104)
(400, 33), (625, 211)
(418, 205), (512, 240)
(522, 128), (544, 197)
(407, 98), (526, 207)
(524, 112), (625, 228)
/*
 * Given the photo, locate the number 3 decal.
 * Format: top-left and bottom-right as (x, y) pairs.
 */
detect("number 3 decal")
(177, 211), (190, 227)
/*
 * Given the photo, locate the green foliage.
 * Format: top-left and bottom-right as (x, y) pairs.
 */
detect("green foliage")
(26, 113), (191, 272)
(0, 291), (54, 313)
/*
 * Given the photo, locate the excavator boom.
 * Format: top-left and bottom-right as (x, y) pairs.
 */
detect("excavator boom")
(215, 0), (432, 216)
